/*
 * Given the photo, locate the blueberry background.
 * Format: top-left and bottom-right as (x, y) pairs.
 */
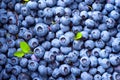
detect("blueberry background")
(0, 0), (120, 80)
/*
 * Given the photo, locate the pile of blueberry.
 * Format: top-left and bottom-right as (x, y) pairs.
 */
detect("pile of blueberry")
(0, 0), (120, 80)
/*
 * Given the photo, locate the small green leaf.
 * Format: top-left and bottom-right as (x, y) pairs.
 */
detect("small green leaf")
(20, 41), (31, 53)
(14, 51), (25, 58)
(74, 32), (82, 40)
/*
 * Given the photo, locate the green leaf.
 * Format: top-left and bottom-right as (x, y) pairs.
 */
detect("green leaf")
(74, 32), (82, 40)
(14, 51), (25, 58)
(20, 41), (31, 53)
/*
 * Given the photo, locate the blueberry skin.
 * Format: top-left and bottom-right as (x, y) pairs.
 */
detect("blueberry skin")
(67, 51), (79, 62)
(72, 25), (82, 33)
(34, 23), (49, 37)
(90, 56), (98, 67)
(65, 74), (76, 80)
(106, 18), (115, 29)
(59, 64), (70, 76)
(89, 68), (97, 75)
(43, 7), (53, 17)
(64, 7), (71, 16)
(91, 48), (100, 57)
(92, 2), (102, 11)
(52, 68), (60, 78)
(18, 27), (28, 37)
(28, 38), (39, 49)
(85, 19), (95, 29)
(50, 24), (60, 32)
(71, 67), (80, 76)
(117, 24), (120, 32)
(94, 74), (102, 80)
(6, 38), (15, 48)
(80, 49), (89, 57)
(102, 72), (112, 80)
(9, 75), (17, 80)
(71, 15), (81, 26)
(99, 49), (109, 58)
(0, 14), (8, 24)
(106, 67), (113, 73)
(33, 77), (43, 80)
(0, 29), (6, 37)
(85, 40), (95, 50)
(0, 54), (7, 65)
(28, 60), (38, 71)
(41, 41), (51, 50)
(8, 57), (19, 66)
(64, 31), (75, 42)
(34, 46), (45, 59)
(46, 31), (55, 41)
(51, 38), (60, 48)
(12, 65), (22, 76)
(7, 25), (18, 35)
(60, 16), (71, 26)
(85, 0), (94, 5)
(59, 35), (70, 47)
(101, 31), (110, 42)
(38, 65), (47, 76)
(100, 58), (111, 69)
(113, 72), (120, 80)
(95, 39), (105, 49)
(73, 40), (84, 50)
(21, 6), (30, 16)
(18, 72), (31, 80)
(112, 38), (120, 52)
(97, 66), (105, 74)
(91, 29), (100, 39)
(98, 23), (108, 31)
(60, 24), (70, 32)
(26, 1), (37, 10)
(5, 63), (12, 73)
(109, 10), (119, 20)
(38, 0), (46, 9)
(109, 55), (120, 66)
(115, 0), (120, 7)
(31, 72), (39, 79)
(25, 15), (35, 25)
(0, 43), (8, 53)
(78, 2), (89, 11)
(105, 3), (114, 12)
(56, 30), (64, 38)
(20, 58), (28, 68)
(44, 51), (55, 62)
(56, 54), (65, 62)
(81, 72), (93, 80)
(23, 31), (33, 40)
(14, 3), (21, 14)
(60, 47), (72, 55)
(92, 11), (103, 21)
(7, 48), (16, 58)
(80, 56), (90, 67)
(57, 77), (65, 80)
(1, 69), (10, 79)
(80, 11), (88, 19)
(54, 7), (65, 17)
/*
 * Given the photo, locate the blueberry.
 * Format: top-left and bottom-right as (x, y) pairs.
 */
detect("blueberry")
(18, 72), (31, 80)
(105, 3), (114, 12)
(7, 25), (18, 35)
(109, 55), (120, 66)
(97, 66), (105, 74)
(72, 25), (82, 33)
(21, 6), (30, 16)
(100, 58), (110, 69)
(20, 58), (28, 68)
(44, 51), (55, 62)
(60, 24), (70, 32)
(9, 75), (17, 80)
(0, 54), (7, 65)
(26, 1), (38, 10)
(65, 74), (76, 80)
(94, 74), (102, 80)
(8, 57), (19, 66)
(50, 47), (60, 54)
(52, 68), (60, 78)
(6, 38), (15, 48)
(89, 68), (97, 75)
(85, 40), (95, 50)
(102, 72), (112, 80)
(91, 29), (100, 39)
(28, 60), (38, 71)
(80, 56), (90, 67)
(112, 38), (120, 52)
(101, 31), (110, 42)
(50, 23), (60, 32)
(95, 39), (105, 49)
(81, 72), (93, 80)
(41, 41), (51, 50)
(60, 47), (72, 55)
(56, 54), (65, 62)
(73, 40), (83, 50)
(71, 15), (81, 26)
(59, 35), (70, 46)
(25, 15), (35, 25)
(34, 46), (45, 59)
(28, 38), (39, 49)
(99, 49), (109, 58)
(46, 31), (55, 41)
(90, 56), (98, 67)
(71, 67), (80, 76)
(38, 65), (47, 76)
(47, 67), (53, 76)
(12, 65), (22, 76)
(56, 30), (64, 38)
(38, 0), (47, 9)
(44, 7), (53, 17)
(92, 2), (102, 11)
(85, 19), (95, 29)
(113, 72), (120, 80)
(34, 23), (49, 37)
(91, 48), (100, 57)
(59, 64), (70, 76)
